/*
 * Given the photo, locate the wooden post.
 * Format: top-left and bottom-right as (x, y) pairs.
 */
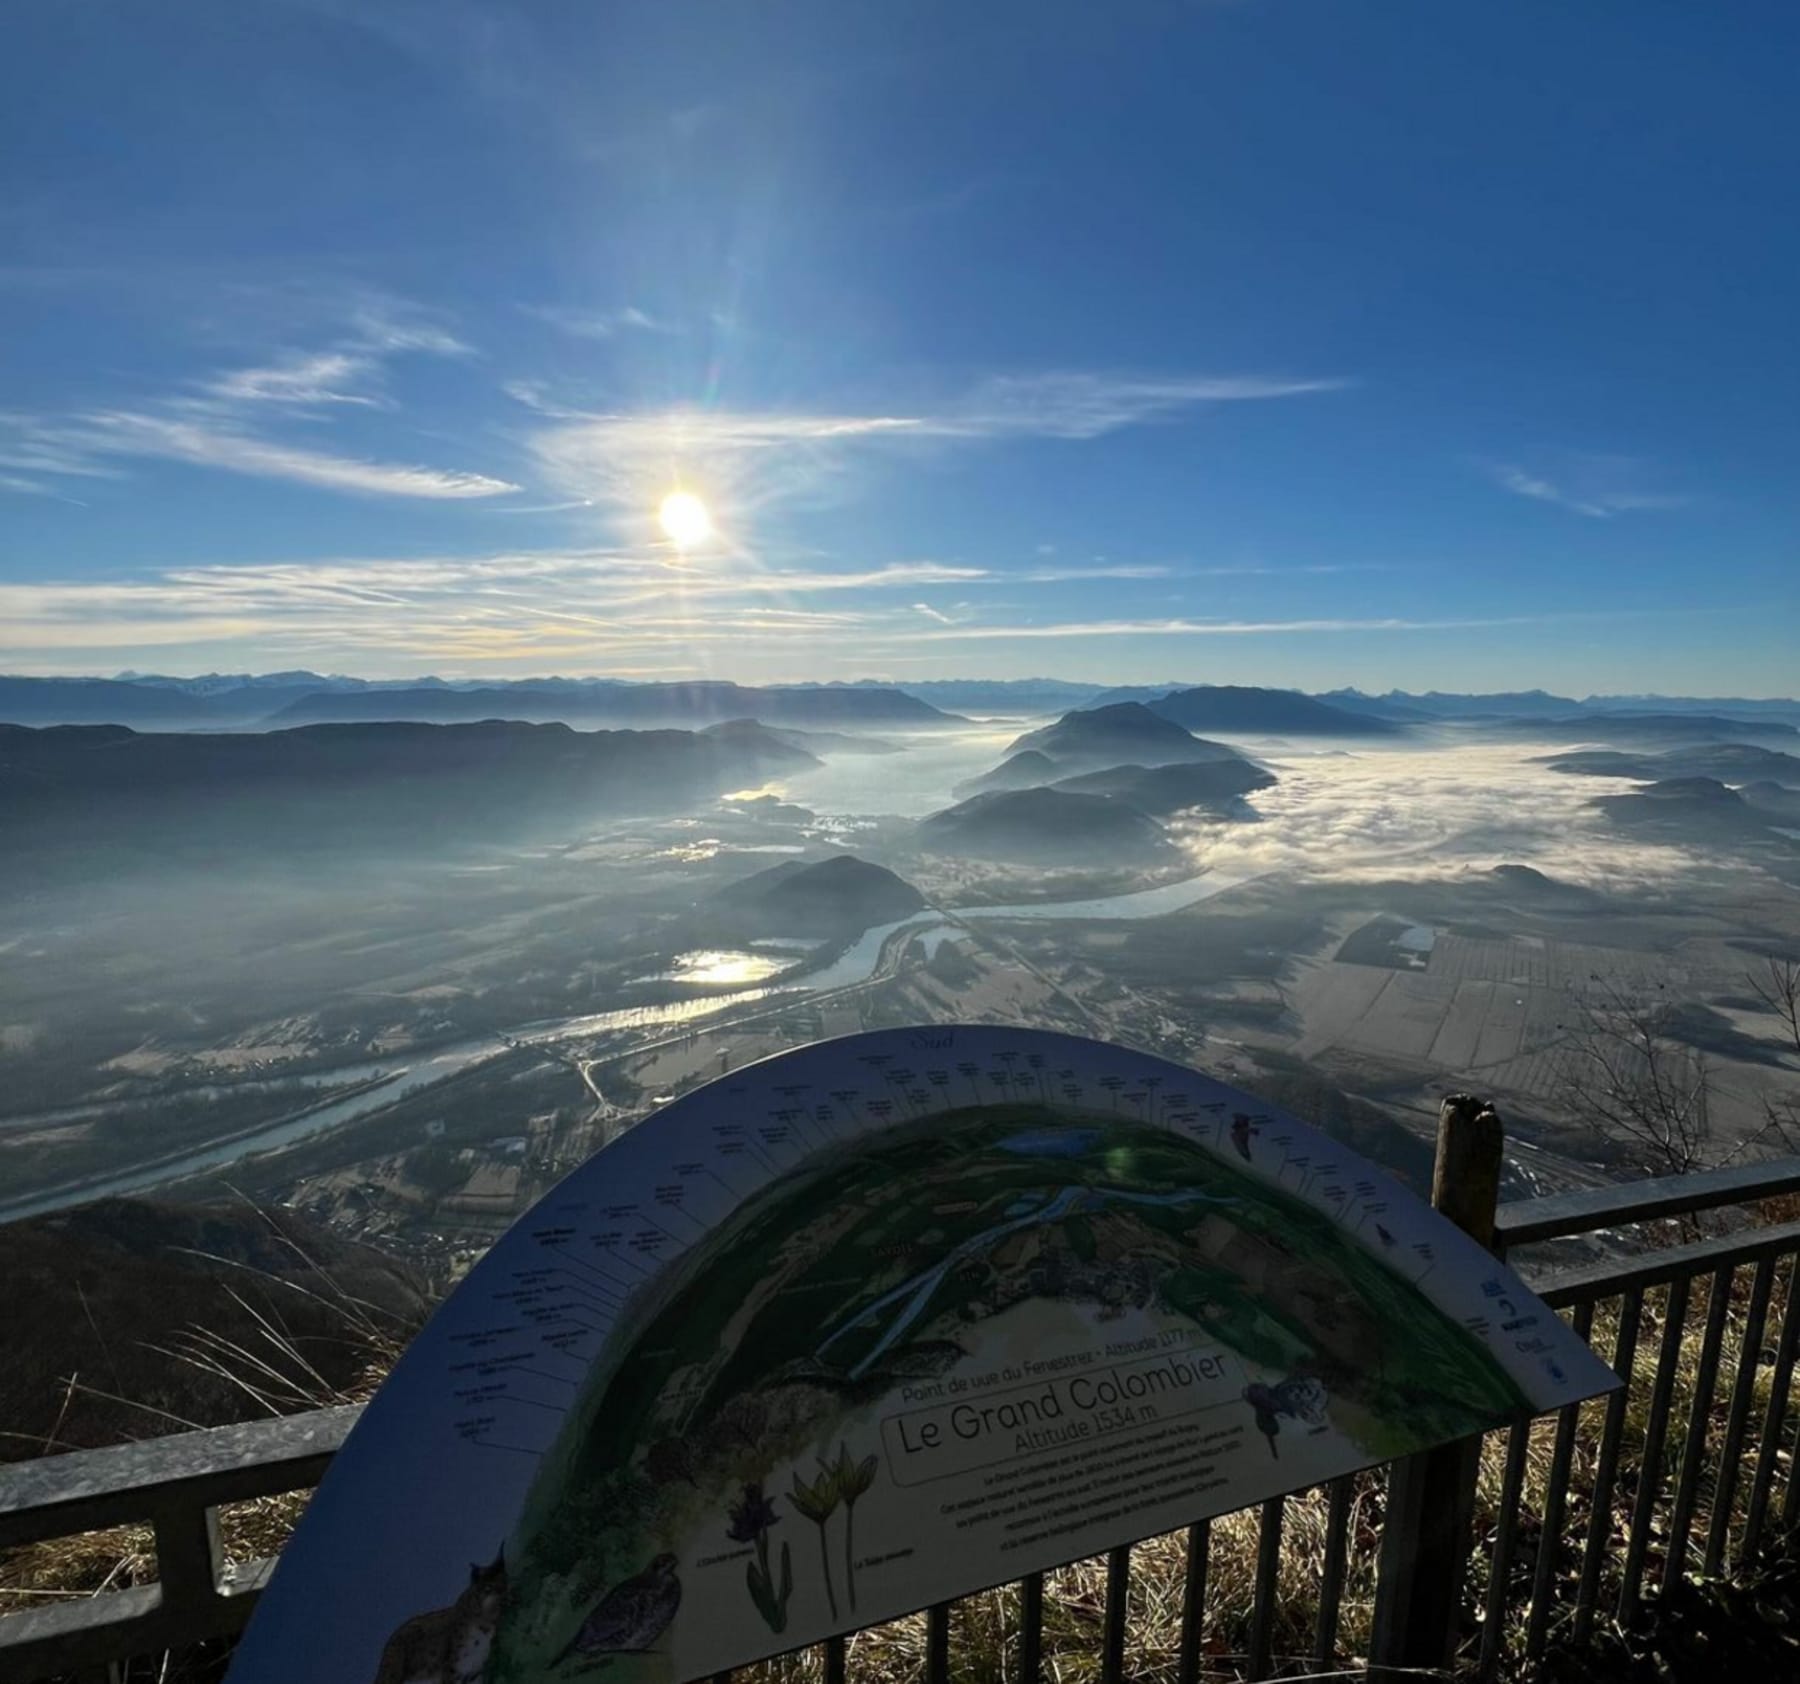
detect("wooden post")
(1368, 1094), (1504, 1675)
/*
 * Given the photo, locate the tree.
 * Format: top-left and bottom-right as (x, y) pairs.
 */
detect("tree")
(1562, 977), (1791, 1180)
(1746, 955), (1800, 1057)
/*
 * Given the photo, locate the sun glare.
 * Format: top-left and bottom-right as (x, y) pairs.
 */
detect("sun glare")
(658, 490), (713, 548)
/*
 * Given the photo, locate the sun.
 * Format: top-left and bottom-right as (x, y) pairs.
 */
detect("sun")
(658, 490), (712, 548)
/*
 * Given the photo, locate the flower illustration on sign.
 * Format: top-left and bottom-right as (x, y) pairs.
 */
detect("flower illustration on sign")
(727, 1482), (791, 1634)
(830, 1443), (880, 1612)
(790, 1464), (843, 1621)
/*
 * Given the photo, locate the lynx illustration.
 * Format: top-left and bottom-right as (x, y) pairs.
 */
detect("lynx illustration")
(372, 1550), (507, 1684)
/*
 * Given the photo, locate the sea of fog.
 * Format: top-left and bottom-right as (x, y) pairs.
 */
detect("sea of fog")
(1173, 739), (1731, 890)
(784, 726), (1738, 893)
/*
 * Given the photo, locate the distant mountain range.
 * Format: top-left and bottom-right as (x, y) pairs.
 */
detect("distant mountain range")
(1048, 685), (1399, 737)
(803, 678), (1106, 715)
(3, 672), (1793, 732)
(0, 718), (814, 869)
(264, 681), (957, 730)
(1320, 688), (1800, 726)
(1142, 685), (1399, 737)
(1538, 744), (1800, 784)
(1487, 712), (1798, 745)
(0, 674), (959, 732)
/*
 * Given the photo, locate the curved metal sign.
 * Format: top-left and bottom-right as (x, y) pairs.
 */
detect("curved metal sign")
(232, 1025), (1615, 1684)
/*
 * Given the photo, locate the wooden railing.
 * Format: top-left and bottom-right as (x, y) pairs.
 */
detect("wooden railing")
(6, 1142), (1800, 1683)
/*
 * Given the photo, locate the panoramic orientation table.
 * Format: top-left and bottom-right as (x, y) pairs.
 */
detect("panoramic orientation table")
(230, 1025), (1615, 1684)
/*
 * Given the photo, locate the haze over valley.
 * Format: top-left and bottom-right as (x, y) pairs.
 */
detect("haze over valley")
(5, 673), (1798, 1291)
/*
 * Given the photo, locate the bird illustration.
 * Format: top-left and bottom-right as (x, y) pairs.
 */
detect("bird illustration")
(1229, 1114), (1256, 1162)
(1243, 1384), (1284, 1458)
(554, 1553), (682, 1667)
(1374, 1223), (1396, 1248)
(1243, 1377), (1331, 1458)
(1268, 1376), (1329, 1426)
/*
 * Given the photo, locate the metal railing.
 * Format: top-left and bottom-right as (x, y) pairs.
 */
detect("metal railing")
(0, 1410), (359, 1683)
(5, 1150), (1800, 1683)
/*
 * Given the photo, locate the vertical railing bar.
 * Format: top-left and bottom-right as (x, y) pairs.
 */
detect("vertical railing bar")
(1660, 1264), (1734, 1595)
(1100, 1545), (1130, 1684)
(1176, 1521), (1210, 1684)
(1706, 1253), (1775, 1575)
(926, 1602), (950, 1684)
(825, 1635), (847, 1684)
(1246, 1497), (1284, 1683)
(1787, 1416), (1800, 1529)
(149, 1498), (223, 1619)
(1573, 1288), (1644, 1644)
(1018, 1572), (1044, 1684)
(1523, 1299), (1594, 1662)
(1782, 1262), (1800, 1530)
(1312, 1477), (1353, 1666)
(1746, 1254), (1800, 1555)
(1477, 1423), (1533, 1684)
(1619, 1274), (1690, 1623)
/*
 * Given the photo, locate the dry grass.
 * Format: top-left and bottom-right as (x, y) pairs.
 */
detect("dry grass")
(738, 1478), (1389, 1684)
(7, 1218), (1800, 1682)
(1460, 1254), (1800, 1670)
(0, 1210), (419, 1624)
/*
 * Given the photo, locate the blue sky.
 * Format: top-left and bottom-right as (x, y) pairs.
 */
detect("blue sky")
(2, 0), (1796, 693)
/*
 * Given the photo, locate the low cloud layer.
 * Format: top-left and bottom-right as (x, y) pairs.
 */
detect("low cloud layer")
(1171, 741), (1736, 892)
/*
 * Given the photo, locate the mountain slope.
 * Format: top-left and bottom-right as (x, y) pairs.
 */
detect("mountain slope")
(1006, 702), (1235, 771)
(0, 1198), (426, 1459)
(1538, 744), (1800, 783)
(1050, 759), (1276, 816)
(1741, 782), (1800, 823)
(1493, 712), (1798, 745)
(918, 787), (1174, 864)
(951, 749), (1062, 798)
(711, 854), (926, 938)
(1147, 686), (1401, 736)
(1592, 778), (1797, 847)
(0, 719), (816, 867)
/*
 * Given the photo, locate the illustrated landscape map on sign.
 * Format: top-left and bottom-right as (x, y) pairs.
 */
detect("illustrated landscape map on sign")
(230, 1027), (1617, 1684)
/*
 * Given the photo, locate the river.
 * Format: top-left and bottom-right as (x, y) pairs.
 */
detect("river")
(0, 866), (1253, 1222)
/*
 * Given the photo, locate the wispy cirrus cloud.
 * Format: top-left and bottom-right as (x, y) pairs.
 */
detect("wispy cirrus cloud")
(0, 540), (1640, 675)
(522, 303), (667, 340)
(202, 350), (383, 407)
(1487, 452), (1686, 519)
(78, 412), (518, 499)
(0, 301), (513, 502)
(882, 611), (1637, 642)
(0, 549), (1193, 667)
(942, 372), (1348, 439)
(518, 369), (1347, 530)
